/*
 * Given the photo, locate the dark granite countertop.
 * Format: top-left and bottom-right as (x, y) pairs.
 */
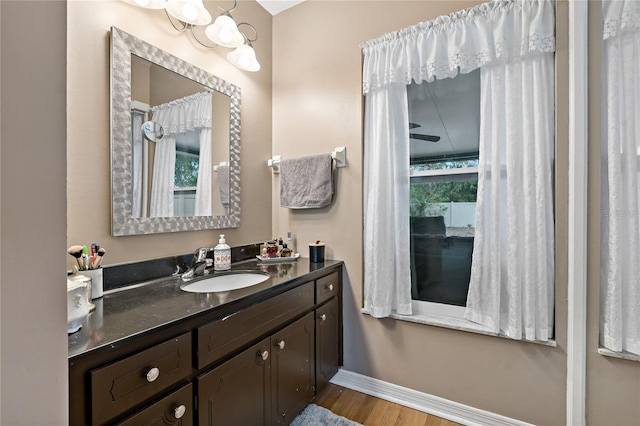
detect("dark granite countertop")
(68, 258), (343, 360)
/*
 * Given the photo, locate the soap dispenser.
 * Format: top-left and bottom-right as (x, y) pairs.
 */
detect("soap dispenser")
(214, 234), (231, 271)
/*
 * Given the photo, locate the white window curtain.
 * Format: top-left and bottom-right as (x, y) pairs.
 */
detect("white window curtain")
(195, 126), (213, 216)
(149, 92), (212, 217)
(601, 0), (640, 354)
(465, 54), (555, 341)
(363, 83), (412, 317)
(361, 0), (555, 333)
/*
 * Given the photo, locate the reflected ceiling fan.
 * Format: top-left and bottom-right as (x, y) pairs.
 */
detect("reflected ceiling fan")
(409, 122), (440, 142)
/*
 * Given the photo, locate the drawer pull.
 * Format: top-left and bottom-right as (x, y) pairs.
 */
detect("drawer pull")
(326, 284), (334, 291)
(319, 313), (327, 322)
(259, 350), (269, 361)
(221, 311), (239, 322)
(174, 404), (187, 419)
(276, 340), (286, 350)
(146, 367), (160, 383)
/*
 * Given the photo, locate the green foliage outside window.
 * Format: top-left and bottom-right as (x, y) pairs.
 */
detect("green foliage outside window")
(175, 151), (199, 187)
(410, 158), (478, 217)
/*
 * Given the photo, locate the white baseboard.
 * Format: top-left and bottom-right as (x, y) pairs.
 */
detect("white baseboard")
(329, 369), (533, 426)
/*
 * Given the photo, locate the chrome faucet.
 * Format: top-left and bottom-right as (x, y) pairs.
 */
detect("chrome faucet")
(181, 247), (214, 280)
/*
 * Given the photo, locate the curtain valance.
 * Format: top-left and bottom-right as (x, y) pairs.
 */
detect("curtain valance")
(361, 0), (555, 94)
(603, 0), (640, 40)
(151, 91), (212, 135)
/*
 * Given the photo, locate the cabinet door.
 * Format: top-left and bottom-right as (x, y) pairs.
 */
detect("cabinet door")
(316, 297), (340, 393)
(270, 312), (316, 425)
(197, 338), (271, 426)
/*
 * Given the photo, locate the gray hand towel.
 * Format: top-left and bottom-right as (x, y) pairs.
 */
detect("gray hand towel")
(217, 164), (230, 208)
(280, 154), (333, 209)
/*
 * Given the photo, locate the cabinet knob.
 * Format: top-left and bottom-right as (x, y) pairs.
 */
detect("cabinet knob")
(319, 313), (327, 322)
(146, 367), (160, 383)
(276, 340), (286, 350)
(260, 350), (269, 361)
(326, 284), (334, 291)
(174, 404), (186, 419)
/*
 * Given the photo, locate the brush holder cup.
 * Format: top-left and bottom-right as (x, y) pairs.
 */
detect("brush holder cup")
(82, 268), (104, 299)
(309, 242), (325, 263)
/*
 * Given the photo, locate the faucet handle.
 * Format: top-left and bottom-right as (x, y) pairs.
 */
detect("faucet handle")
(194, 247), (213, 263)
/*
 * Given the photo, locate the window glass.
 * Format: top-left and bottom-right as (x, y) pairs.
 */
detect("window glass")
(408, 69), (480, 309)
(173, 131), (200, 216)
(175, 132), (200, 188)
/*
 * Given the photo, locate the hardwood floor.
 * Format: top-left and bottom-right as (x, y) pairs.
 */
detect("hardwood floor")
(313, 383), (462, 426)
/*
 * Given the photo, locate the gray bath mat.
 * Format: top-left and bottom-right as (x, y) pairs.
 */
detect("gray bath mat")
(290, 403), (363, 426)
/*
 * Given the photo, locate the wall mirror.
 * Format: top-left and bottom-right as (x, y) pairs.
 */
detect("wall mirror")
(111, 27), (240, 236)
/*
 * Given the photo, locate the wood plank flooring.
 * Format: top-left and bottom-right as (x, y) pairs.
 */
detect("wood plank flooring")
(314, 383), (462, 426)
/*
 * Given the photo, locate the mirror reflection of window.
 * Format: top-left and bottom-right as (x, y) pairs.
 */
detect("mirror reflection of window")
(174, 132), (200, 217)
(130, 53), (230, 219)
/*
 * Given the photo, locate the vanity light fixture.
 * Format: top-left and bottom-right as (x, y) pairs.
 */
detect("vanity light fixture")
(166, 0), (212, 26)
(124, 0), (166, 9)
(122, 0), (261, 72)
(206, 13), (245, 48)
(227, 38), (260, 72)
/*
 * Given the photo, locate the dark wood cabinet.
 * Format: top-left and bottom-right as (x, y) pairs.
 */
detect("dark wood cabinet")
(90, 333), (192, 425)
(196, 282), (314, 370)
(197, 338), (271, 426)
(69, 265), (343, 425)
(315, 296), (341, 393)
(116, 383), (193, 426)
(197, 312), (316, 426)
(271, 312), (316, 425)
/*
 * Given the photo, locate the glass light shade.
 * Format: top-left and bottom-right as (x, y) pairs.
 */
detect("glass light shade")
(166, 0), (212, 26)
(205, 15), (244, 48)
(123, 0), (166, 9)
(227, 44), (260, 72)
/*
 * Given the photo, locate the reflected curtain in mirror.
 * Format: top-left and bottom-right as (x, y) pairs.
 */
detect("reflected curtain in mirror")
(148, 92), (213, 217)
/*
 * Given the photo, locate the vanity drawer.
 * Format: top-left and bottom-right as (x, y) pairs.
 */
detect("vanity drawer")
(90, 332), (192, 425)
(197, 281), (314, 369)
(116, 383), (193, 426)
(316, 271), (339, 305)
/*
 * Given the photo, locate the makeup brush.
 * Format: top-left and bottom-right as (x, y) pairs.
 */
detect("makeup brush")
(82, 246), (90, 270)
(94, 248), (106, 269)
(67, 245), (84, 270)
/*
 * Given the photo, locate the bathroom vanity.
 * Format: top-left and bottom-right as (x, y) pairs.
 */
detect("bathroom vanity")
(68, 258), (343, 425)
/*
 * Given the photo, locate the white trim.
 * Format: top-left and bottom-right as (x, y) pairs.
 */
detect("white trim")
(131, 100), (150, 112)
(330, 369), (534, 426)
(361, 308), (557, 347)
(598, 347), (640, 362)
(410, 167), (479, 178)
(566, 1), (588, 425)
(411, 299), (466, 318)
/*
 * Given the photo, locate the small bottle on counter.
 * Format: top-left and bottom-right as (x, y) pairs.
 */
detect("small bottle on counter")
(214, 234), (231, 271)
(280, 243), (293, 258)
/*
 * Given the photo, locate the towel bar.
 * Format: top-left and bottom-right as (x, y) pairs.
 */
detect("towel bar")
(213, 162), (228, 172)
(267, 147), (346, 175)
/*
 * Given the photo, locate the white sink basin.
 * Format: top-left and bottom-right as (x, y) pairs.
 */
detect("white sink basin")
(180, 272), (270, 293)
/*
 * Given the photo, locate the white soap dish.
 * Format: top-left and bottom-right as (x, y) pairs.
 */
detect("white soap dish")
(256, 253), (300, 263)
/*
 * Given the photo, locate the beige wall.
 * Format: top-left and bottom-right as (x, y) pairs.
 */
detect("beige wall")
(1, 1), (68, 424)
(67, 0), (273, 268)
(273, 1), (571, 424)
